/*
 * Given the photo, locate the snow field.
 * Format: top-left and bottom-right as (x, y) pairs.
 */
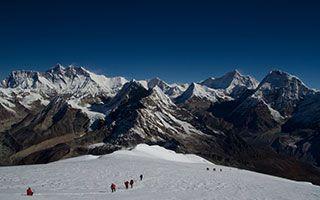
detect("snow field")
(0, 144), (319, 200)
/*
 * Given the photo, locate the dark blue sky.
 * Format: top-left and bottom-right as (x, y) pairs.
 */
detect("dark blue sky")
(0, 0), (320, 87)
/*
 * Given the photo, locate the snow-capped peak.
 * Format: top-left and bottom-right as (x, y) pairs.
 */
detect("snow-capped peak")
(256, 70), (314, 101)
(1, 64), (128, 97)
(200, 70), (259, 96)
(260, 70), (310, 89)
(136, 77), (188, 98)
(177, 82), (229, 103)
(250, 70), (316, 116)
(149, 85), (175, 106)
(1, 69), (47, 90)
(148, 77), (167, 88)
(46, 63), (66, 73)
(0, 64), (128, 115)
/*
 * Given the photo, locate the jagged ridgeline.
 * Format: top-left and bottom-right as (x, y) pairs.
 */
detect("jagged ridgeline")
(0, 64), (319, 185)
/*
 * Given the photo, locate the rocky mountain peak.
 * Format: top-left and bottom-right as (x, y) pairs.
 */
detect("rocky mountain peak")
(143, 77), (188, 99)
(1, 65), (128, 97)
(1, 70), (41, 89)
(46, 64), (91, 78)
(225, 69), (241, 77)
(176, 82), (229, 104)
(200, 70), (259, 96)
(147, 77), (170, 90)
(261, 70), (308, 89)
(148, 85), (175, 107)
(46, 63), (66, 73)
(256, 70), (314, 102)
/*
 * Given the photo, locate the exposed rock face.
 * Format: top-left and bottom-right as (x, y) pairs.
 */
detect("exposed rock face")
(283, 93), (320, 132)
(272, 130), (320, 167)
(18, 143), (71, 165)
(271, 93), (320, 168)
(0, 65), (320, 185)
(254, 70), (314, 116)
(228, 97), (282, 135)
(100, 82), (258, 168)
(1, 97), (90, 165)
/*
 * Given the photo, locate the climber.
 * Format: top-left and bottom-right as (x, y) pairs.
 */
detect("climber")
(124, 181), (129, 189)
(111, 183), (117, 192)
(130, 179), (134, 188)
(26, 187), (33, 196)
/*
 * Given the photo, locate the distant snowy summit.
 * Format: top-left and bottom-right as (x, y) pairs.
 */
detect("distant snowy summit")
(0, 64), (316, 133)
(200, 69), (259, 97)
(0, 64), (316, 130)
(1, 64), (128, 97)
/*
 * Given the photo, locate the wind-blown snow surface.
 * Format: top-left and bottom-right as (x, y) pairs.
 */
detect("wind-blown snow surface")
(0, 144), (319, 200)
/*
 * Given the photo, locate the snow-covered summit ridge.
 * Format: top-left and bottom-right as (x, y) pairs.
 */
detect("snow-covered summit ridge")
(112, 144), (210, 164)
(200, 69), (259, 94)
(178, 82), (229, 103)
(59, 144), (209, 164)
(143, 77), (189, 98)
(1, 64), (128, 97)
(254, 70), (315, 101)
(260, 70), (311, 89)
(148, 85), (176, 106)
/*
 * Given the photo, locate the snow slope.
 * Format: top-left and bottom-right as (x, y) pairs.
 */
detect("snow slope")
(0, 144), (319, 200)
(177, 83), (230, 103)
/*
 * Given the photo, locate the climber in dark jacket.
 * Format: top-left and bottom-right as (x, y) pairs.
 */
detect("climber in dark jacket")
(130, 179), (134, 188)
(124, 181), (129, 189)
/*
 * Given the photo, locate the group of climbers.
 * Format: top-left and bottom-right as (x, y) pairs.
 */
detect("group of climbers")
(25, 167), (225, 196)
(111, 179), (133, 192)
(207, 167), (222, 172)
(25, 166), (225, 196)
(110, 174), (143, 193)
(25, 174), (144, 196)
(123, 179), (134, 189)
(25, 168), (224, 196)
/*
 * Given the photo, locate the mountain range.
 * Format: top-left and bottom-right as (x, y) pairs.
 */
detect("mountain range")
(0, 64), (319, 185)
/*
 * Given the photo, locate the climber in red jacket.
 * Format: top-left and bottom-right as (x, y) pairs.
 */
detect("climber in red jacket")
(26, 187), (33, 196)
(124, 181), (129, 189)
(111, 183), (117, 192)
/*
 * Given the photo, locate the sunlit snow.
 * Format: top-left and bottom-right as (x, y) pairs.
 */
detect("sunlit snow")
(0, 144), (319, 200)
